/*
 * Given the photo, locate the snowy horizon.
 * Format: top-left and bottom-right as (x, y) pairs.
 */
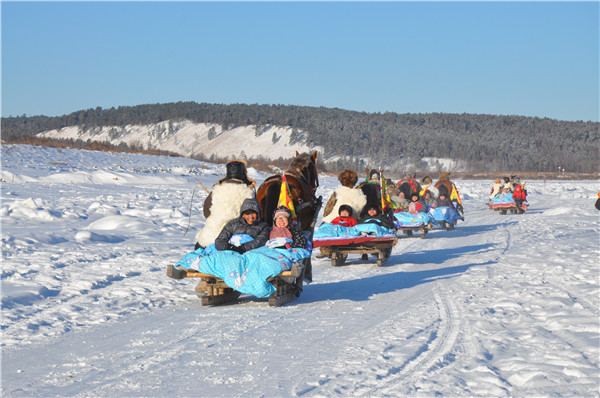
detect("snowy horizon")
(1, 144), (599, 396)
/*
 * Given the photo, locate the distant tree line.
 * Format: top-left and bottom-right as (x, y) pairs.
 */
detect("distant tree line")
(2, 102), (598, 172)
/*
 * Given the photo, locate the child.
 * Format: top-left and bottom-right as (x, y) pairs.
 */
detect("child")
(512, 184), (527, 209)
(408, 193), (426, 214)
(434, 192), (453, 208)
(330, 204), (358, 227)
(269, 206), (307, 249)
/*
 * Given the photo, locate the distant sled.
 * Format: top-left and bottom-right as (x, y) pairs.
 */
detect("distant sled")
(489, 194), (527, 215)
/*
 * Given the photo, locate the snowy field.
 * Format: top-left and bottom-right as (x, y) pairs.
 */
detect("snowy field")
(2, 144), (599, 397)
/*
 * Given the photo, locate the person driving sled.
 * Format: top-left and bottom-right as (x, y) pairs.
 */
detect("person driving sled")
(214, 198), (269, 254)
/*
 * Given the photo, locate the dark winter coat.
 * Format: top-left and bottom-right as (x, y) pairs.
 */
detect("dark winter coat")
(434, 197), (454, 208)
(214, 198), (270, 252)
(358, 206), (395, 230)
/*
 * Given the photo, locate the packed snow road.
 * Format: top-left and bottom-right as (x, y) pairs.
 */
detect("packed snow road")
(2, 145), (598, 397)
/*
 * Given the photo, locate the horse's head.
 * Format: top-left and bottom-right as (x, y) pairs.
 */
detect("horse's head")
(292, 151), (319, 193)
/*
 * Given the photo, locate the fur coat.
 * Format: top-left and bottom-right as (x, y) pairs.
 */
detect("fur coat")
(195, 183), (255, 248)
(322, 186), (367, 224)
(489, 182), (503, 200)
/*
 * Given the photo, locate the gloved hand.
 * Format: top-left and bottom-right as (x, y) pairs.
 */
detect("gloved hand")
(227, 244), (245, 254)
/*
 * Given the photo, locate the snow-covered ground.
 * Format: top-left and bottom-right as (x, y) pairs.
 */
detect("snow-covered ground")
(2, 144), (599, 397)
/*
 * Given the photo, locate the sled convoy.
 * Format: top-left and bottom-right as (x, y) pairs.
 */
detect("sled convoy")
(167, 153), (525, 306)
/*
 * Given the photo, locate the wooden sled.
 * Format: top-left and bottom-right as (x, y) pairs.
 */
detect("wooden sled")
(397, 224), (429, 238)
(488, 201), (527, 215)
(167, 259), (309, 307)
(314, 236), (398, 267)
(167, 197), (323, 307)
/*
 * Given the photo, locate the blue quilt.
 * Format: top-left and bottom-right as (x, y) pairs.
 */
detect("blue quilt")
(314, 222), (394, 238)
(392, 211), (435, 228)
(429, 206), (463, 223)
(491, 193), (516, 204)
(175, 237), (311, 298)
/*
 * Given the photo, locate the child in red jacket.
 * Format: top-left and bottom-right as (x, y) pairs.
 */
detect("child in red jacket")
(330, 205), (358, 227)
(512, 184), (527, 208)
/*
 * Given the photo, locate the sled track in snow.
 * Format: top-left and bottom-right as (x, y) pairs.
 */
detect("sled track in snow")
(374, 287), (460, 394)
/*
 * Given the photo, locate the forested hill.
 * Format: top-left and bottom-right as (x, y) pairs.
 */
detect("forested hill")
(2, 102), (599, 172)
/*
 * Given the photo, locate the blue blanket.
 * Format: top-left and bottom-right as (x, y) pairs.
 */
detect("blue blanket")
(491, 193), (516, 204)
(176, 244), (311, 298)
(392, 211), (435, 228)
(429, 206), (463, 223)
(314, 222), (394, 238)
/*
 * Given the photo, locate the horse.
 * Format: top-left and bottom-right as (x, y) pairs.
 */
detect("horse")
(434, 172), (464, 215)
(256, 151), (320, 231)
(434, 172), (453, 197)
(396, 174), (422, 199)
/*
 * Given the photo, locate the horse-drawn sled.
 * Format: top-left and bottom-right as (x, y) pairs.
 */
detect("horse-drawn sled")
(167, 152), (322, 307)
(489, 183), (527, 215)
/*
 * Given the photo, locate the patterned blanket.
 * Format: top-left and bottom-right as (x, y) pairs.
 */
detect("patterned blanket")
(392, 211), (435, 228)
(429, 206), (463, 223)
(176, 239), (311, 298)
(314, 222), (394, 239)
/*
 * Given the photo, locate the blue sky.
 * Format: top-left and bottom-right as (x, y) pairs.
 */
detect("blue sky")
(2, 1), (598, 122)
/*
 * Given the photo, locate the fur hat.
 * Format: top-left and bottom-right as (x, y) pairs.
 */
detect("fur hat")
(421, 175), (432, 185)
(411, 192), (420, 200)
(338, 204), (353, 217)
(218, 160), (256, 188)
(338, 169), (358, 188)
(494, 178), (501, 184)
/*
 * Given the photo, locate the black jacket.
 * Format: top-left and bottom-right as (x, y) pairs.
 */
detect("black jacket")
(214, 198), (270, 252)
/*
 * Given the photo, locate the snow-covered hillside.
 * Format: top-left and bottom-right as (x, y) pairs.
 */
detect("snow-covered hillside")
(1, 145), (599, 397)
(38, 121), (322, 162)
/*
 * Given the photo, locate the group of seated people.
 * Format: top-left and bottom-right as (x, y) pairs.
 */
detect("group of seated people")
(329, 203), (395, 230)
(391, 190), (454, 214)
(214, 198), (308, 254)
(489, 176), (528, 207)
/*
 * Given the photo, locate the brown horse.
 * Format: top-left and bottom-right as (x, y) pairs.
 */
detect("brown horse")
(256, 151), (320, 231)
(434, 172), (453, 197)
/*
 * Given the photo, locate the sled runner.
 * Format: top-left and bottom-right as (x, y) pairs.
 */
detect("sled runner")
(488, 200), (527, 215)
(392, 212), (431, 238)
(167, 197), (322, 307)
(313, 235), (398, 267)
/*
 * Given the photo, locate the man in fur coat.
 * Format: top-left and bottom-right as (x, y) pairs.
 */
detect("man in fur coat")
(195, 160), (257, 250)
(322, 169), (367, 224)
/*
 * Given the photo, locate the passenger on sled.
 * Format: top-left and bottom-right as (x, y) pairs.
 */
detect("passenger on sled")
(268, 206), (307, 249)
(433, 192), (454, 208)
(330, 204), (358, 228)
(422, 190), (436, 211)
(390, 191), (410, 212)
(359, 203), (395, 230)
(512, 184), (527, 209)
(214, 198), (270, 254)
(489, 178), (504, 201)
(408, 192), (427, 214)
